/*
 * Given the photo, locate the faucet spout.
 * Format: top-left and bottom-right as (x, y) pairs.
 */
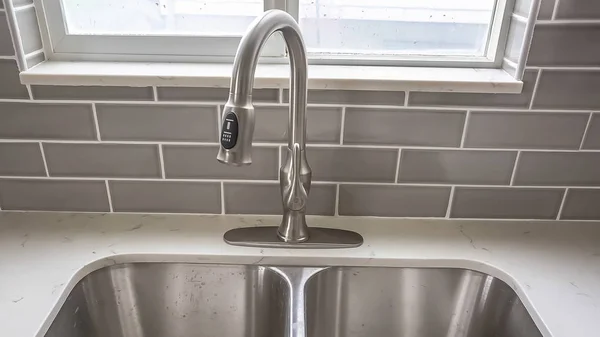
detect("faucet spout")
(217, 10), (311, 243)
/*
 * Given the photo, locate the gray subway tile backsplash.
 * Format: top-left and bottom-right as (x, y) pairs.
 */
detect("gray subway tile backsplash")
(0, 102), (96, 140)
(398, 149), (517, 185)
(0, 143), (46, 176)
(2, 6), (600, 221)
(339, 184), (450, 217)
(44, 143), (161, 178)
(408, 71), (537, 109)
(560, 189), (600, 220)
(96, 104), (218, 142)
(0, 12), (15, 56)
(284, 89), (405, 106)
(0, 179), (110, 212)
(582, 114), (600, 149)
(464, 111), (589, 149)
(532, 71), (600, 110)
(529, 24), (600, 67)
(163, 145), (278, 180)
(158, 87), (278, 102)
(224, 182), (336, 215)
(32, 85), (154, 101)
(0, 60), (29, 99)
(450, 187), (564, 219)
(555, 0), (600, 19)
(254, 106), (342, 143)
(343, 108), (465, 147)
(109, 181), (221, 214)
(514, 152), (600, 186)
(305, 147), (398, 182)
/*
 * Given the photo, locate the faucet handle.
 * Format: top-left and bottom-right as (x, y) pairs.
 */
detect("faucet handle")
(284, 143), (308, 211)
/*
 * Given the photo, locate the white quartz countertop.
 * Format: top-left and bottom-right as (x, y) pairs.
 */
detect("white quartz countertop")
(0, 212), (599, 337)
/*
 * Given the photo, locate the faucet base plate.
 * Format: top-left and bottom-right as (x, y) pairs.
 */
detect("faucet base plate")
(224, 226), (363, 249)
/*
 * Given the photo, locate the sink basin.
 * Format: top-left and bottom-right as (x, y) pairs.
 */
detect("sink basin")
(305, 267), (542, 337)
(43, 263), (542, 337)
(44, 263), (289, 337)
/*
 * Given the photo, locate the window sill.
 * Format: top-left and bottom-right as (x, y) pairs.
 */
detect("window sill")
(20, 61), (523, 94)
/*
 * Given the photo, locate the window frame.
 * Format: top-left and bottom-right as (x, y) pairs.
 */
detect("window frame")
(37, 0), (512, 68)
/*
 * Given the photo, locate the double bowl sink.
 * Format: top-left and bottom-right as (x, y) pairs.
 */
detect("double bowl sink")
(44, 263), (542, 337)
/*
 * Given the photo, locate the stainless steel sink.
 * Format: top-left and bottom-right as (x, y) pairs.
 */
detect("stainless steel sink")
(43, 263), (542, 337)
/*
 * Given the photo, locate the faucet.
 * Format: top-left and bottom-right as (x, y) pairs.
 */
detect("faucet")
(218, 10), (363, 249)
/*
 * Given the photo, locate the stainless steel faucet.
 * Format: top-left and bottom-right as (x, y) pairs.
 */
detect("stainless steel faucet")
(218, 10), (362, 249)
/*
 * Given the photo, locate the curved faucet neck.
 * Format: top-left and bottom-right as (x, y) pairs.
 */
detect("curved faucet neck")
(229, 10), (308, 149)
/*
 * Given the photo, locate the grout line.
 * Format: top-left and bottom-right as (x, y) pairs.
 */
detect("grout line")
(26, 85), (33, 100)
(278, 145), (282, 181)
(24, 48), (44, 59)
(551, 0), (561, 20)
(509, 151), (521, 186)
(3, 0), (27, 70)
(158, 144), (166, 179)
(105, 180), (114, 212)
(556, 188), (568, 220)
(445, 186), (455, 218)
(38, 142), (49, 177)
(404, 91), (409, 107)
(511, 13), (528, 23)
(220, 182), (226, 215)
(91, 103), (102, 141)
(0, 175), (596, 189)
(394, 148), (401, 183)
(334, 184), (340, 216)
(538, 19), (600, 25)
(152, 86), (159, 102)
(459, 111), (470, 148)
(579, 113), (594, 150)
(278, 88), (284, 104)
(2, 138), (600, 152)
(528, 70), (542, 110)
(0, 55), (16, 60)
(526, 66), (600, 71)
(339, 107), (346, 145)
(216, 105), (222, 139)
(13, 3), (35, 11)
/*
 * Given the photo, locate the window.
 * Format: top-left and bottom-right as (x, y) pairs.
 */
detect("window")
(38, 0), (510, 67)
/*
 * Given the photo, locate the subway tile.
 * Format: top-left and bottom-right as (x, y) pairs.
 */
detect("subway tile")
(284, 89), (405, 106)
(533, 71), (600, 110)
(254, 106), (342, 143)
(514, 152), (600, 186)
(31, 85), (154, 101)
(344, 108), (465, 147)
(299, 147), (398, 182)
(409, 70), (537, 109)
(582, 114), (600, 149)
(44, 143), (161, 178)
(0, 60), (29, 99)
(16, 7), (42, 54)
(538, 0), (556, 19)
(158, 87), (278, 102)
(0, 102), (96, 140)
(528, 24), (600, 67)
(398, 149), (516, 185)
(0, 143), (45, 176)
(464, 111), (589, 149)
(223, 182), (335, 215)
(0, 179), (109, 212)
(555, 0), (600, 19)
(561, 189), (600, 220)
(0, 12), (15, 56)
(450, 187), (563, 219)
(109, 181), (221, 214)
(338, 185), (450, 217)
(505, 20), (526, 63)
(514, 0), (532, 16)
(163, 145), (278, 180)
(96, 104), (217, 142)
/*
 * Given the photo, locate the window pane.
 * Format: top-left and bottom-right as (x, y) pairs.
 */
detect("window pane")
(60, 0), (263, 36)
(299, 0), (496, 57)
